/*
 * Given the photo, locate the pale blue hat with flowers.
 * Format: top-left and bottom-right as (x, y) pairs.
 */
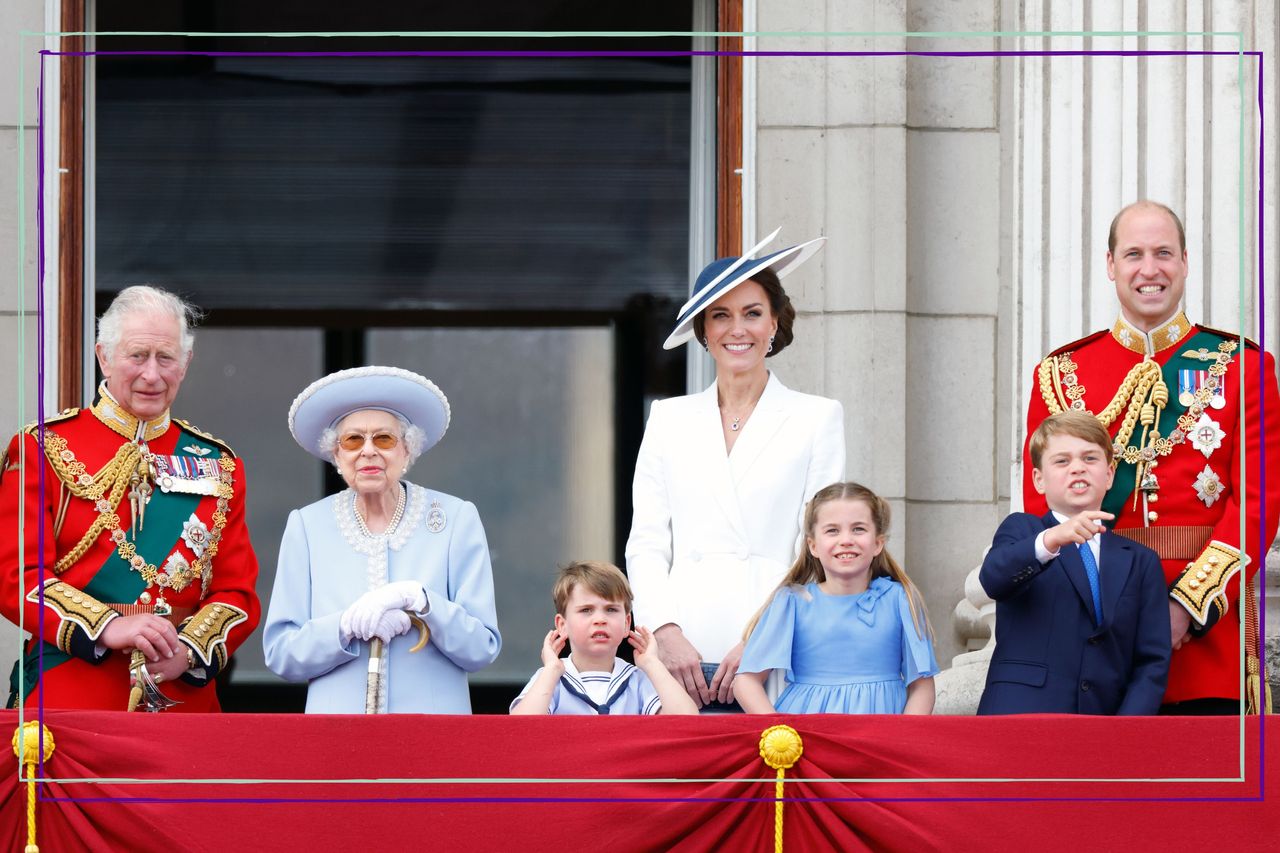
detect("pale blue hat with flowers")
(288, 366), (451, 460)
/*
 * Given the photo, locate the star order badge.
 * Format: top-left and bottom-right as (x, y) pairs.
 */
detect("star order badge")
(427, 500), (447, 533)
(1193, 465), (1224, 507)
(1189, 413), (1225, 458)
(163, 551), (191, 579)
(182, 513), (210, 557)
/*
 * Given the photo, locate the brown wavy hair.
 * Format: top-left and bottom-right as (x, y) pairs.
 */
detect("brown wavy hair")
(743, 482), (933, 642)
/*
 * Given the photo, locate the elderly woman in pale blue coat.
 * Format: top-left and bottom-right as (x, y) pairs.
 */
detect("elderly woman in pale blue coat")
(263, 366), (501, 713)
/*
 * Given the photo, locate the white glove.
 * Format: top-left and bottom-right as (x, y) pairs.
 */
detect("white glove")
(372, 609), (412, 645)
(340, 582), (428, 643)
(369, 580), (428, 614)
(339, 597), (379, 645)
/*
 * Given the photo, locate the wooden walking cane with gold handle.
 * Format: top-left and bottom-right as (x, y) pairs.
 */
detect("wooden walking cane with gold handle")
(365, 615), (430, 714)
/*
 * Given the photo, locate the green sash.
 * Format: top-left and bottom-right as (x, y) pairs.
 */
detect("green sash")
(13, 426), (222, 698)
(1100, 329), (1231, 519)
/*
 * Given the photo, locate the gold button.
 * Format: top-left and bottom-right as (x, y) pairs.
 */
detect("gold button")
(1147, 511), (1158, 522)
(1196, 570), (1208, 580)
(90, 605), (102, 613)
(1148, 493), (1158, 503)
(1209, 556), (1220, 565)
(139, 591), (152, 605)
(1189, 579), (1201, 588)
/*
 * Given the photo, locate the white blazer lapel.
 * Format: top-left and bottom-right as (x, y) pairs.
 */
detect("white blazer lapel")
(728, 373), (792, 485)
(693, 384), (750, 542)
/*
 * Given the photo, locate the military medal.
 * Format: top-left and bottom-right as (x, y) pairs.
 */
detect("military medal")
(151, 454), (222, 496)
(427, 500), (447, 533)
(1193, 464), (1224, 507)
(1177, 369), (1199, 407)
(182, 514), (211, 557)
(182, 443), (212, 456)
(1189, 413), (1225, 458)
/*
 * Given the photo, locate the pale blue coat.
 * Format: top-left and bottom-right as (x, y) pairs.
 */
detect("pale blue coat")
(263, 483), (501, 713)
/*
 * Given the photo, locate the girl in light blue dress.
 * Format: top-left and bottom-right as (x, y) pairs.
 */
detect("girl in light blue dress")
(733, 482), (938, 714)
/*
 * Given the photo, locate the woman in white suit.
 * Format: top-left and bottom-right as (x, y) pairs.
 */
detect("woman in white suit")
(626, 230), (845, 710)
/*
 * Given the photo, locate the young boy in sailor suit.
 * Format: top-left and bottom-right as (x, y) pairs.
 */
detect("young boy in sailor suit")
(511, 561), (697, 715)
(978, 412), (1170, 715)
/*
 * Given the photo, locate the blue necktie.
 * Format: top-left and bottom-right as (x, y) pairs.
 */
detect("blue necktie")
(1078, 542), (1103, 627)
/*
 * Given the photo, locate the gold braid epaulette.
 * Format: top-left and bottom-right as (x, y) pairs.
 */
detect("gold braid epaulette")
(1037, 353), (1162, 455)
(173, 419), (237, 459)
(19, 409), (81, 437)
(40, 433), (142, 575)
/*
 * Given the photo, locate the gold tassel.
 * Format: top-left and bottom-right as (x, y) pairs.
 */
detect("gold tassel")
(1243, 574), (1270, 715)
(11, 721), (55, 853)
(759, 725), (804, 853)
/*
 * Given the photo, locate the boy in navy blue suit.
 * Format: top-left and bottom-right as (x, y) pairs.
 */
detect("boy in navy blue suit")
(978, 412), (1170, 715)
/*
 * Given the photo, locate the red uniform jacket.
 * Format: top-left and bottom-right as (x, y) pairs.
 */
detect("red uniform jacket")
(1023, 312), (1280, 704)
(0, 401), (260, 711)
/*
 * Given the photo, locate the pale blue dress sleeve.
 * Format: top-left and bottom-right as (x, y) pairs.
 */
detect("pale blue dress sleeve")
(262, 509), (359, 682)
(423, 500), (502, 673)
(737, 587), (798, 680)
(895, 583), (939, 685)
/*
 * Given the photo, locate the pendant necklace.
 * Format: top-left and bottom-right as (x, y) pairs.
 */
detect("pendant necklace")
(723, 398), (759, 432)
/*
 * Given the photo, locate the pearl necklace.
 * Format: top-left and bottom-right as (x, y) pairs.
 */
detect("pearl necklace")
(354, 484), (406, 538)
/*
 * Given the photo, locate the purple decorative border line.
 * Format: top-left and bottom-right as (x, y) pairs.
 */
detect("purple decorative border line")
(41, 48), (1265, 59)
(37, 793), (1271, 806)
(1256, 50), (1268, 803)
(34, 48), (49, 768)
(24, 44), (1267, 806)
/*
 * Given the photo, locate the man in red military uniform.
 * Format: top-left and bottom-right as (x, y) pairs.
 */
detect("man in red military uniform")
(1023, 201), (1280, 714)
(0, 285), (260, 711)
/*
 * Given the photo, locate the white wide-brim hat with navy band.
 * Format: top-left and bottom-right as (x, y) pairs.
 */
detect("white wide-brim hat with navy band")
(662, 227), (827, 350)
(288, 366), (451, 460)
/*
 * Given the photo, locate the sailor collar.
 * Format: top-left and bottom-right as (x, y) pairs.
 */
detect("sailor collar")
(1110, 310), (1192, 357)
(90, 383), (171, 442)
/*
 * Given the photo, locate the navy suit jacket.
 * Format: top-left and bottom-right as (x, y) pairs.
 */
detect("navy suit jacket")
(977, 511), (1171, 715)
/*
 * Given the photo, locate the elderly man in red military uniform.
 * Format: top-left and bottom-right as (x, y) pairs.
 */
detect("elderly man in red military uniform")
(0, 285), (260, 711)
(1023, 201), (1280, 715)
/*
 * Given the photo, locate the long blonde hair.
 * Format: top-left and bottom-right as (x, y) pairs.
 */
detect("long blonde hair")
(743, 482), (934, 642)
